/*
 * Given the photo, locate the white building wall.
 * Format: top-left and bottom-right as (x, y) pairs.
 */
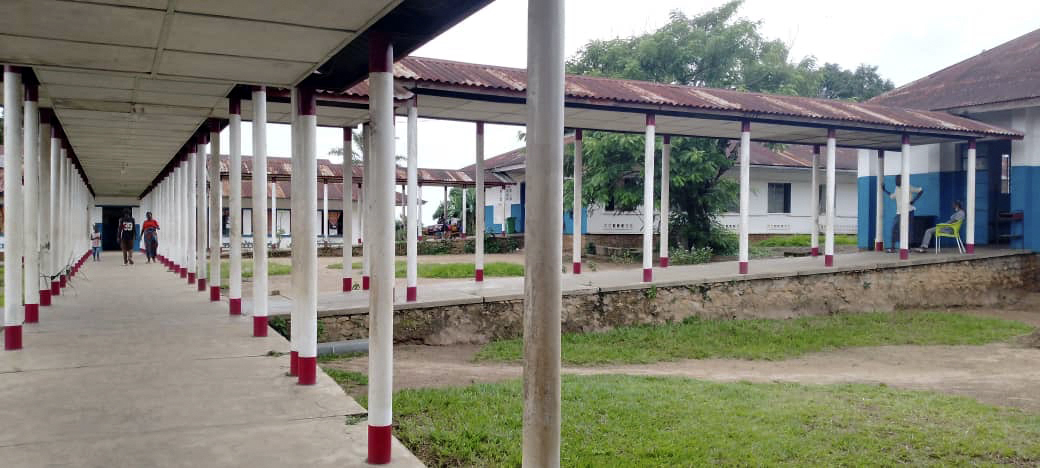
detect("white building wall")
(718, 167), (858, 235)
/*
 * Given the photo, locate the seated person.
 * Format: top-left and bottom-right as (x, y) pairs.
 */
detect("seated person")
(882, 175), (923, 253)
(916, 200), (965, 253)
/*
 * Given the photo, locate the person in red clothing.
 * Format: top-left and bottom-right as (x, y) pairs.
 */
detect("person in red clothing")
(141, 211), (160, 264)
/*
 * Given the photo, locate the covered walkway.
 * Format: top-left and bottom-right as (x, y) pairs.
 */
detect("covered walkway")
(0, 259), (421, 468)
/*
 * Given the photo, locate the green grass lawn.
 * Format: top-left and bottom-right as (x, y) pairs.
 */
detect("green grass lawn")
(219, 260), (292, 280)
(379, 375), (1040, 467)
(476, 311), (1033, 365)
(327, 261), (524, 279)
(755, 234), (857, 247)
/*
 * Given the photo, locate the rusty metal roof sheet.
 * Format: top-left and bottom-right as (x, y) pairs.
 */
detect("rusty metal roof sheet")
(217, 154), (510, 188)
(870, 28), (1040, 111)
(344, 56), (1021, 140)
(736, 143), (857, 170)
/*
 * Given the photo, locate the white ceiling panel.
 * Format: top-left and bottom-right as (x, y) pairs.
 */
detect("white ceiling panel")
(0, 34), (154, 72)
(133, 91), (221, 108)
(158, 50), (311, 85)
(175, 0), (399, 31)
(0, 1), (164, 47)
(44, 85), (135, 102)
(135, 79), (232, 96)
(165, 13), (348, 63)
(34, 69), (137, 89)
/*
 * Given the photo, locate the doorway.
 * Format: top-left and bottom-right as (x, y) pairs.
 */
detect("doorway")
(101, 206), (134, 251)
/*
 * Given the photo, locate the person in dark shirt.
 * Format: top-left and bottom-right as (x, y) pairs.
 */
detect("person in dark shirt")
(141, 212), (160, 263)
(118, 209), (136, 265)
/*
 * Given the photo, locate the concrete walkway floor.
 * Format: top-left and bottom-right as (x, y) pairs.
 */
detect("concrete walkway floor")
(0, 255), (422, 467)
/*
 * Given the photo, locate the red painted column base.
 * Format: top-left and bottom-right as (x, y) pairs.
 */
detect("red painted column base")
(642, 268), (652, 282)
(659, 257), (669, 268)
(573, 262), (581, 274)
(368, 425), (393, 464)
(188, 272), (196, 284)
(40, 290), (51, 307)
(406, 286), (417, 302)
(297, 356), (317, 385)
(209, 286), (220, 301)
(289, 351), (299, 376)
(825, 254), (834, 267)
(25, 304), (39, 324)
(899, 249), (909, 260)
(342, 277), (352, 292)
(875, 242), (884, 252)
(198, 278), (206, 291)
(59, 275), (67, 288)
(51, 281), (60, 296)
(252, 315), (267, 336)
(4, 325), (22, 350)
(739, 261), (749, 274)
(810, 247), (819, 257)
(180, 268), (187, 279)
(362, 276), (370, 290)
(230, 298), (242, 315)
(966, 244), (975, 254)
(475, 269), (484, 282)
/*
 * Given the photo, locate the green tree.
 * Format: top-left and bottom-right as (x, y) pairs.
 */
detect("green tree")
(566, 0), (892, 251)
(433, 187), (476, 234)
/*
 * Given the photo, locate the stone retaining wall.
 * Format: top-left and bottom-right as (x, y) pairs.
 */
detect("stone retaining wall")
(314, 253), (1039, 345)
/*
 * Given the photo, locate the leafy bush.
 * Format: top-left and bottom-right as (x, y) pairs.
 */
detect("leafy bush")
(755, 234), (857, 247)
(668, 246), (714, 265)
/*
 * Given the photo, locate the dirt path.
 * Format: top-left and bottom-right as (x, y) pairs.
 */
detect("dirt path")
(324, 296), (1040, 412)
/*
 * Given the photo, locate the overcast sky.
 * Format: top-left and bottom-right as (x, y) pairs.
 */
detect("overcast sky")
(237, 0), (1038, 221)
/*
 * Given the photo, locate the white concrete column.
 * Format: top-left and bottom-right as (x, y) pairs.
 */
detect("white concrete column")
(642, 114), (657, 281)
(182, 153), (190, 277)
(342, 128), (354, 292)
(228, 99), (244, 314)
(810, 145), (820, 256)
(270, 182), (276, 242)
(39, 110), (52, 307)
(874, 149), (885, 251)
(899, 134), (911, 260)
(659, 134), (670, 267)
(475, 121), (485, 282)
(572, 129), (583, 273)
(965, 139), (976, 253)
(361, 123), (371, 291)
(406, 97), (419, 301)
(196, 132), (208, 290)
(825, 129), (837, 266)
(461, 188), (467, 237)
(49, 127), (61, 296)
(522, 0), (564, 463)
(366, 33), (396, 465)
(295, 87), (319, 386)
(289, 87), (301, 374)
(23, 80), (40, 323)
(188, 145), (198, 282)
(4, 67), (25, 350)
(208, 120), (222, 301)
(417, 184), (423, 241)
(738, 120), (750, 274)
(56, 145), (67, 289)
(249, 88), (267, 332)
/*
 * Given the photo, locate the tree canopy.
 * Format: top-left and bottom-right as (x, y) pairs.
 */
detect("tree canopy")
(565, 0), (894, 251)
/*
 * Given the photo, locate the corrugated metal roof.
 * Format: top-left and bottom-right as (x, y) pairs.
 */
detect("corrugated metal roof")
(217, 154), (510, 188)
(345, 56), (1021, 140)
(870, 28), (1040, 111)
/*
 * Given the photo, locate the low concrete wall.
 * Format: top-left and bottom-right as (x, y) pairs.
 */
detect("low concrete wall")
(313, 252), (1039, 345)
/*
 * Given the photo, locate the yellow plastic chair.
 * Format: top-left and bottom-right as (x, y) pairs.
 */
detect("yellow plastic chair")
(935, 219), (964, 254)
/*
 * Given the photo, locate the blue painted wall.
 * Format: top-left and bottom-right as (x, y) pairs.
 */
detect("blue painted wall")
(562, 207), (589, 235)
(484, 205), (503, 234)
(510, 203), (524, 233)
(856, 176), (876, 249)
(1010, 166), (1039, 251)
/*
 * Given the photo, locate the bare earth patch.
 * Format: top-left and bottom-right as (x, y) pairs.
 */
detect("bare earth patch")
(324, 294), (1040, 411)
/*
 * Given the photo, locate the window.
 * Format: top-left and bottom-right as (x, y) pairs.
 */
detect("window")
(767, 183), (792, 214)
(1001, 154), (1011, 194)
(242, 208), (252, 236)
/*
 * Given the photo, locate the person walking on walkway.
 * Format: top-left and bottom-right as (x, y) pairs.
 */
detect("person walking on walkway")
(118, 209), (136, 265)
(883, 175), (923, 253)
(91, 226), (102, 261)
(141, 212), (159, 263)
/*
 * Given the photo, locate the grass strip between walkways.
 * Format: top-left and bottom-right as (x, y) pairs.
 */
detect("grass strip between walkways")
(327, 261), (524, 279)
(476, 311), (1033, 365)
(755, 233), (858, 247)
(368, 375), (1040, 467)
(220, 260), (292, 280)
